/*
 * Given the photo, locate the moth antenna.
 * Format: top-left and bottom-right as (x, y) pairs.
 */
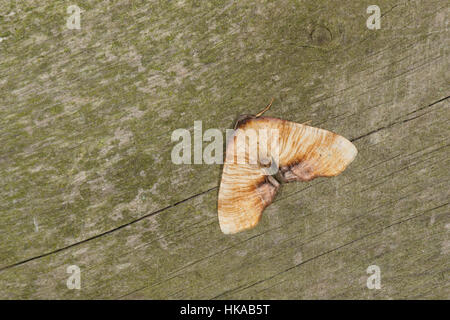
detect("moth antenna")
(255, 97), (275, 117)
(302, 120), (312, 125)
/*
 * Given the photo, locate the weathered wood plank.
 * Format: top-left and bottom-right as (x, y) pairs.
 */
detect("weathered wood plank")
(0, 0), (448, 299)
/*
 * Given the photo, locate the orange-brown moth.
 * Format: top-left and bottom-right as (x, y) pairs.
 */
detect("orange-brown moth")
(218, 99), (357, 234)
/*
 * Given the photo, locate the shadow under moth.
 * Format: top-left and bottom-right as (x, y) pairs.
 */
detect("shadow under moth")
(218, 99), (357, 234)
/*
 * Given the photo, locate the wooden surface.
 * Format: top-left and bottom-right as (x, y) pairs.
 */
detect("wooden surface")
(0, 0), (449, 299)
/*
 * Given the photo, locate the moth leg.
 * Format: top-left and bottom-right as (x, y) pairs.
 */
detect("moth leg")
(267, 175), (280, 188)
(274, 169), (289, 183)
(256, 175), (280, 207)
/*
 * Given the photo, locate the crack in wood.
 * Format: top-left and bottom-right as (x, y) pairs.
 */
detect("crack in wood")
(2, 95), (447, 273)
(351, 96), (449, 142)
(0, 186), (218, 272)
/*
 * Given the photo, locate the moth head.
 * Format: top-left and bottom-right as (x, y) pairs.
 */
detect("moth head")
(234, 114), (256, 130)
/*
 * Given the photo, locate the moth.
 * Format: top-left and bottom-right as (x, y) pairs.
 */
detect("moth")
(218, 99), (357, 234)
